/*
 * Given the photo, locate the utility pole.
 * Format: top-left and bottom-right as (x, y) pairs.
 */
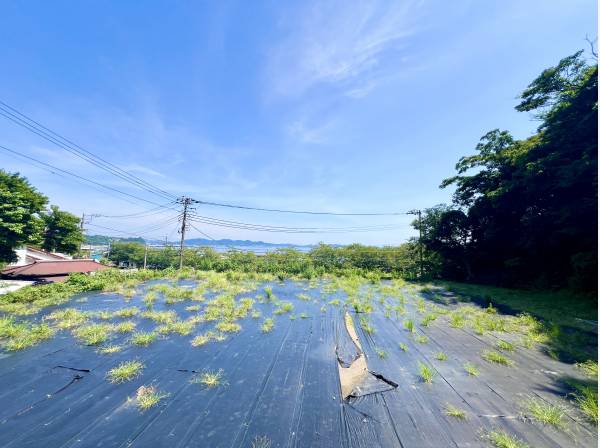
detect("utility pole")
(178, 196), (193, 269)
(408, 209), (424, 279)
(79, 212), (85, 257)
(143, 243), (148, 269)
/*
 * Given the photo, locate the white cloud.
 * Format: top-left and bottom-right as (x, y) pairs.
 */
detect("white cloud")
(266, 0), (422, 99)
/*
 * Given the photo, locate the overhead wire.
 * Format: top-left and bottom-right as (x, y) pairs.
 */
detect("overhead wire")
(0, 144), (177, 209)
(0, 100), (176, 201)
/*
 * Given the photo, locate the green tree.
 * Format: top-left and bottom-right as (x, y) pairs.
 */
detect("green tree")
(0, 170), (47, 263)
(433, 50), (597, 289)
(42, 205), (84, 254)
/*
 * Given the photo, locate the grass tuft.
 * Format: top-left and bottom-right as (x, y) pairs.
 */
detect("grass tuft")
(131, 331), (157, 346)
(414, 334), (428, 344)
(107, 360), (144, 383)
(192, 369), (226, 388)
(375, 347), (387, 359)
(483, 430), (530, 448)
(575, 360), (598, 378)
(98, 344), (123, 354)
(73, 323), (113, 346)
(434, 351), (448, 361)
(399, 342), (409, 352)
(482, 350), (513, 366)
(521, 396), (565, 428)
(497, 340), (515, 351)
(464, 362), (479, 376)
(418, 361), (435, 383)
(403, 318), (415, 333)
(444, 403), (467, 419)
(261, 317), (275, 333)
(134, 385), (169, 411)
(251, 435), (272, 448)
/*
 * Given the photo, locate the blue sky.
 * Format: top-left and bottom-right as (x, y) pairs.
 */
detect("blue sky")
(0, 0), (596, 245)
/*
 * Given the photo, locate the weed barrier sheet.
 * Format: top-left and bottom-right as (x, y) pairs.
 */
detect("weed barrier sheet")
(0, 279), (596, 447)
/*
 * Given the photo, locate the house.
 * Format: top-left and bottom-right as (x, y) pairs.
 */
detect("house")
(1, 259), (108, 283)
(13, 245), (72, 266)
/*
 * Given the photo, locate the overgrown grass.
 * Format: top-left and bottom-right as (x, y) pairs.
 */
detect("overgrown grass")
(444, 403), (466, 419)
(437, 280), (597, 363)
(216, 321), (241, 333)
(107, 360), (144, 383)
(403, 318), (414, 333)
(521, 396), (565, 428)
(0, 317), (54, 350)
(399, 342), (409, 352)
(482, 350), (513, 366)
(483, 430), (530, 448)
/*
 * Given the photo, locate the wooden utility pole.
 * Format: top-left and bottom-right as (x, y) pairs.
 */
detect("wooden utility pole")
(178, 197), (193, 269)
(143, 244), (148, 269)
(79, 213), (85, 257)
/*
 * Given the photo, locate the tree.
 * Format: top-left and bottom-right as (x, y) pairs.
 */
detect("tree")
(42, 205), (84, 254)
(436, 50), (597, 289)
(0, 170), (47, 263)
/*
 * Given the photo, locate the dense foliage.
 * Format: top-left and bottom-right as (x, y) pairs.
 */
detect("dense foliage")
(0, 170), (47, 262)
(419, 51), (597, 290)
(0, 170), (84, 262)
(42, 205), (84, 254)
(107, 242), (421, 279)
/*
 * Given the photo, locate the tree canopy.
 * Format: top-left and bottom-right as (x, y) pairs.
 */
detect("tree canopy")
(0, 170), (48, 263)
(418, 51), (597, 290)
(42, 205), (84, 255)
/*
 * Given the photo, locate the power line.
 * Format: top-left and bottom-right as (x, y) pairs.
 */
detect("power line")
(192, 198), (408, 216)
(187, 214), (405, 233)
(188, 212), (405, 231)
(0, 100), (176, 201)
(0, 144), (176, 209)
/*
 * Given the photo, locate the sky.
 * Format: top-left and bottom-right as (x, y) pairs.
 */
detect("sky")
(0, 0), (596, 245)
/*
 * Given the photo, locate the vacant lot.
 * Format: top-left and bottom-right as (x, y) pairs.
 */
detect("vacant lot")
(0, 273), (597, 447)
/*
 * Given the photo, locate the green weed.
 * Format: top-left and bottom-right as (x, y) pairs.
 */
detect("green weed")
(131, 332), (157, 346)
(107, 360), (144, 383)
(482, 350), (513, 366)
(418, 361), (435, 383)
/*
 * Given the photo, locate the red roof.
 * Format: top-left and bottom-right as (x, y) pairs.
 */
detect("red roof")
(1, 259), (108, 280)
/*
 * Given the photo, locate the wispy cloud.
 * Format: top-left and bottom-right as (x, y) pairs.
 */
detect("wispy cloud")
(266, 0), (423, 99)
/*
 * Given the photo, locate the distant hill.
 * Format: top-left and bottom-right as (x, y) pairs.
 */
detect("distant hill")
(184, 238), (313, 248)
(85, 234), (145, 245)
